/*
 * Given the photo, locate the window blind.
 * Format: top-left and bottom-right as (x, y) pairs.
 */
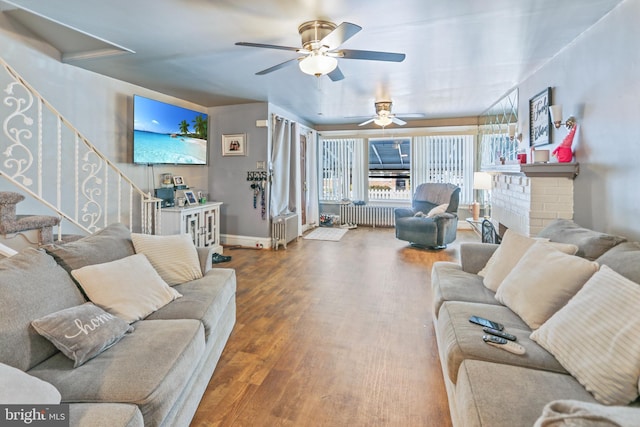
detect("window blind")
(411, 135), (474, 204)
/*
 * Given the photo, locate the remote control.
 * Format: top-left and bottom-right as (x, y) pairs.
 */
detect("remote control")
(482, 327), (517, 341)
(483, 335), (526, 355)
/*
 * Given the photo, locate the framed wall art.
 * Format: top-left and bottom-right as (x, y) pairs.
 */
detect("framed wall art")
(222, 133), (247, 156)
(529, 87), (551, 146)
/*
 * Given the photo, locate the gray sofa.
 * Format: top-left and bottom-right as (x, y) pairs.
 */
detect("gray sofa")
(432, 219), (640, 427)
(0, 223), (236, 427)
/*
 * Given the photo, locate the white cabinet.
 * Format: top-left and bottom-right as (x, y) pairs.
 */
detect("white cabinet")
(160, 202), (223, 253)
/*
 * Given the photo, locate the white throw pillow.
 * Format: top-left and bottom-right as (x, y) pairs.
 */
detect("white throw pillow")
(131, 233), (202, 286)
(479, 230), (545, 291)
(427, 203), (449, 218)
(71, 253), (182, 323)
(0, 363), (61, 404)
(530, 266), (640, 405)
(479, 230), (578, 292)
(495, 242), (598, 329)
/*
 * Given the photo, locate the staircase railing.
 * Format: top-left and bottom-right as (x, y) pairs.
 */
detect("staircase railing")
(0, 55), (159, 238)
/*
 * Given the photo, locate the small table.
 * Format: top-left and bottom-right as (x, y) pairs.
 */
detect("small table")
(466, 217), (486, 236)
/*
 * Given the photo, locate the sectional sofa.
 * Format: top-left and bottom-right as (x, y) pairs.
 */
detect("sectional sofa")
(432, 219), (640, 427)
(0, 223), (236, 427)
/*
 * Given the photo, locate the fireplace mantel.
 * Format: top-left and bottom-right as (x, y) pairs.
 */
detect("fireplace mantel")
(519, 162), (579, 179)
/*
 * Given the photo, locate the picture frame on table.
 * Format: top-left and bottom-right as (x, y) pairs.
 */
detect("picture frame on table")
(222, 133), (247, 156)
(529, 87), (552, 146)
(183, 190), (198, 206)
(173, 176), (185, 186)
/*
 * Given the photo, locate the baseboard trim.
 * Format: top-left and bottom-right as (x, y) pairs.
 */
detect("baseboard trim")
(221, 234), (272, 249)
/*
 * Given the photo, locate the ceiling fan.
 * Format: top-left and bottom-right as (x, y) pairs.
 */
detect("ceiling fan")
(236, 20), (405, 81)
(357, 101), (425, 127)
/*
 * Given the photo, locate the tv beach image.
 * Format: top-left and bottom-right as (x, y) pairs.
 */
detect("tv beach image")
(133, 95), (208, 164)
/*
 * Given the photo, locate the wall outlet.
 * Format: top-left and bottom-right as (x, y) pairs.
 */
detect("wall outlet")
(255, 242), (264, 249)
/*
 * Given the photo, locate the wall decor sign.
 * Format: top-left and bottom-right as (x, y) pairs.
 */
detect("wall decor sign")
(222, 133), (247, 156)
(529, 88), (551, 146)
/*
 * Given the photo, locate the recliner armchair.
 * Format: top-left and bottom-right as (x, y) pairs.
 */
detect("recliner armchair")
(394, 183), (461, 249)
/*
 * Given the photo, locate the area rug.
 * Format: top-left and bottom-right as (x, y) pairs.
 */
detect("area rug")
(303, 227), (348, 242)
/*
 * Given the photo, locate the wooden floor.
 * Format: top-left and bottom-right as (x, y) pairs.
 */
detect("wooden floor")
(190, 227), (478, 426)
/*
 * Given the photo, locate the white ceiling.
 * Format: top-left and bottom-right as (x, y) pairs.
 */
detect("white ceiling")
(0, 0), (625, 126)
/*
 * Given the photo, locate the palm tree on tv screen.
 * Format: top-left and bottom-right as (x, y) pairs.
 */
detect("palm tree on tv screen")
(192, 115), (207, 139)
(179, 120), (190, 135)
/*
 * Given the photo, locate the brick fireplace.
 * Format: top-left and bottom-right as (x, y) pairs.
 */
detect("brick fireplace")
(489, 163), (579, 237)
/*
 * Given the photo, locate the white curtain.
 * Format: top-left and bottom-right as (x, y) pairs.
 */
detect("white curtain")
(305, 128), (320, 224)
(270, 115), (297, 217)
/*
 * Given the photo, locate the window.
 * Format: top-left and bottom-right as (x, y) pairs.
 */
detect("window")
(368, 138), (411, 201)
(320, 133), (475, 205)
(412, 135), (474, 204)
(320, 138), (362, 201)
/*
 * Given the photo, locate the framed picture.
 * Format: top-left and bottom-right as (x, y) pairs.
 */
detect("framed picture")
(222, 133), (247, 156)
(529, 87), (551, 146)
(183, 190), (198, 205)
(173, 176), (185, 186)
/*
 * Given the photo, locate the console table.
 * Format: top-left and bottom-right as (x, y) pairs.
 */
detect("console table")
(160, 202), (223, 254)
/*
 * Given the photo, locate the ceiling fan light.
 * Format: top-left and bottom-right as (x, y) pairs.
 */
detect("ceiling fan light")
(299, 53), (338, 76)
(374, 116), (393, 127)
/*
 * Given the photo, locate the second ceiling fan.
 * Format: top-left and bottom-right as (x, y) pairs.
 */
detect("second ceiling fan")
(236, 20), (405, 81)
(358, 101), (425, 127)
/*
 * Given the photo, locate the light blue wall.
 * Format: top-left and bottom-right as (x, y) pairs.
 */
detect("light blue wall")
(516, 0), (640, 240)
(209, 103), (270, 239)
(208, 102), (314, 241)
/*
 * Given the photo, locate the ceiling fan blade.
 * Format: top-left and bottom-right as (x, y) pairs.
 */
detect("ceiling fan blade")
(321, 22), (362, 50)
(327, 66), (344, 82)
(358, 118), (375, 126)
(396, 113), (427, 119)
(255, 58), (299, 75)
(391, 117), (407, 126)
(235, 42), (300, 52)
(339, 49), (406, 62)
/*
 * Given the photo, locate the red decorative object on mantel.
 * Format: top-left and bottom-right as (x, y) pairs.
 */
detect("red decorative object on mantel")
(552, 125), (577, 163)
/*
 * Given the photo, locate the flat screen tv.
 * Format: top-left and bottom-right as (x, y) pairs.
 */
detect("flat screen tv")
(133, 95), (208, 165)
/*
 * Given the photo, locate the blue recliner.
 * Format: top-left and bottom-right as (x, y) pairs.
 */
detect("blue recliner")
(394, 183), (461, 249)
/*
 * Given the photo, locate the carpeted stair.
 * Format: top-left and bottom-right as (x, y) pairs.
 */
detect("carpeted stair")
(0, 192), (61, 245)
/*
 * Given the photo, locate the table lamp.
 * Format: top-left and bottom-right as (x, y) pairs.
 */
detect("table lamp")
(473, 172), (492, 220)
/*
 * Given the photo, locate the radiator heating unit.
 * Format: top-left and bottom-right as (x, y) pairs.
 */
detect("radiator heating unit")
(271, 213), (299, 250)
(339, 205), (396, 228)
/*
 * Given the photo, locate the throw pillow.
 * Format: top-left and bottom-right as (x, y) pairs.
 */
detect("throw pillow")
(131, 233), (202, 286)
(534, 399), (640, 427)
(427, 203), (449, 218)
(479, 230), (578, 292)
(537, 218), (626, 261)
(530, 266), (640, 405)
(0, 248), (86, 372)
(479, 229), (544, 291)
(44, 223), (135, 274)
(495, 242), (598, 329)
(31, 303), (133, 368)
(0, 362), (61, 404)
(71, 253), (182, 323)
